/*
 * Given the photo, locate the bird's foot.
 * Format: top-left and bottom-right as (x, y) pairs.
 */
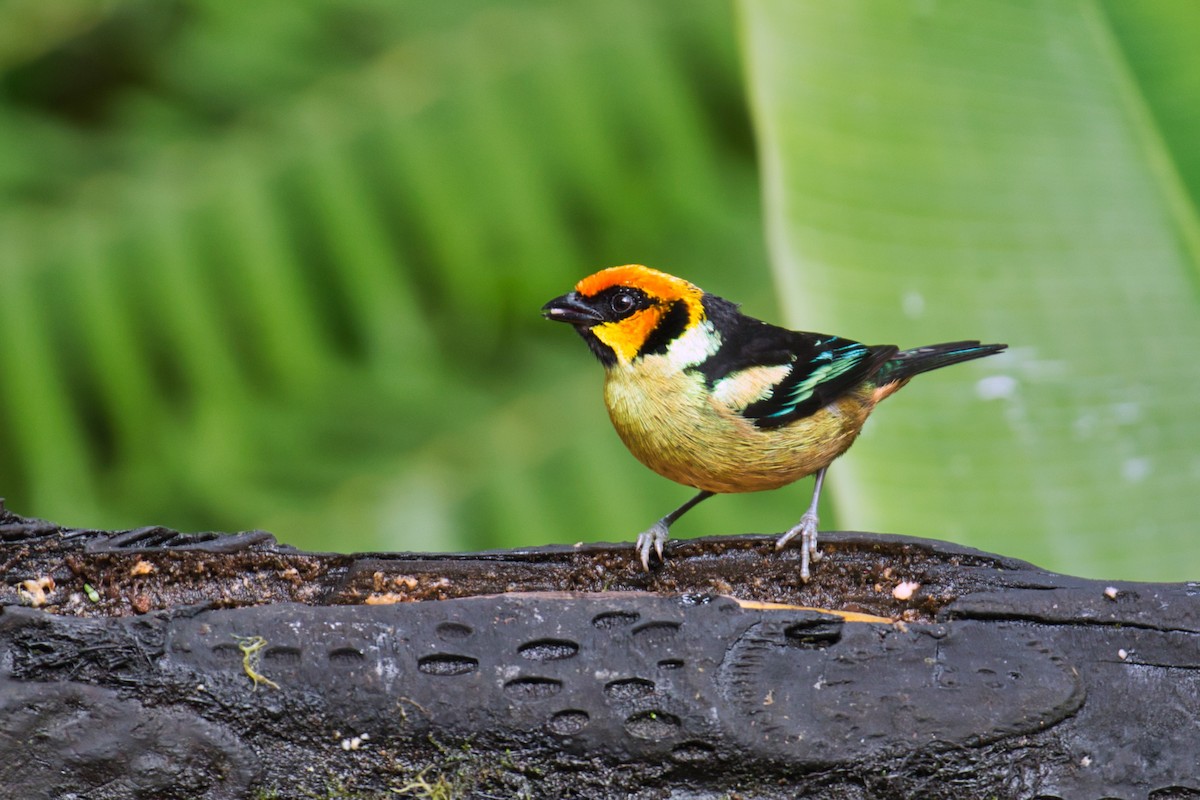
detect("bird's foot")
(776, 511), (821, 582)
(635, 521), (670, 572)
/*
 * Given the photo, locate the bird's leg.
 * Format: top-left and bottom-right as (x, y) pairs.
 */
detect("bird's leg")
(775, 467), (827, 582)
(636, 490), (715, 571)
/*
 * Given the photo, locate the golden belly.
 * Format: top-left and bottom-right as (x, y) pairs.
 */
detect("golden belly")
(603, 366), (877, 494)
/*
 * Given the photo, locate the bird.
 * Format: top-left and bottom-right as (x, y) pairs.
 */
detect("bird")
(542, 265), (1006, 580)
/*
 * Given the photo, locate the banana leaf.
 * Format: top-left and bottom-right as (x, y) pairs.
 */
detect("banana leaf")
(739, 0), (1200, 580)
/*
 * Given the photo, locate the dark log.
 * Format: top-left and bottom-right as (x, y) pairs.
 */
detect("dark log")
(1, 501), (1197, 799)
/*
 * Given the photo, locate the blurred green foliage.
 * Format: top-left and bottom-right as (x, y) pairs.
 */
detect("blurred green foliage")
(0, 1), (1196, 580)
(0, 0), (784, 555)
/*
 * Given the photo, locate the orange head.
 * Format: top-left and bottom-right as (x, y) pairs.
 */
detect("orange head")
(542, 265), (707, 366)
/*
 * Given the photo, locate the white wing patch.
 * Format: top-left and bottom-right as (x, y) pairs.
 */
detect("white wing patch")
(711, 364), (792, 411)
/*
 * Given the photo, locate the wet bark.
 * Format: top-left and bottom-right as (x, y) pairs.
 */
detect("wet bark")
(1, 503), (1196, 799)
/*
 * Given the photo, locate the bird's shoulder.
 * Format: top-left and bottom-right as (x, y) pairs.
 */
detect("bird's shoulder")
(695, 294), (897, 428)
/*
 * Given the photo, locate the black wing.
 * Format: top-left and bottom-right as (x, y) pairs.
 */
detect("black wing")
(697, 295), (896, 429)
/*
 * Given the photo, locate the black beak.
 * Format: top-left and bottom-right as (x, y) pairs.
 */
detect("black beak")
(542, 292), (603, 326)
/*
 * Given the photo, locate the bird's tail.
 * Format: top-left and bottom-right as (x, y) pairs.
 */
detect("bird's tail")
(877, 341), (1007, 385)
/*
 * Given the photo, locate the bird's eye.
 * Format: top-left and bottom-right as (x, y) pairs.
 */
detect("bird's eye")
(610, 290), (637, 316)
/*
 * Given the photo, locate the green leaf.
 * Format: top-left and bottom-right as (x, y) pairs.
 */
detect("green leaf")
(740, 0), (1200, 579)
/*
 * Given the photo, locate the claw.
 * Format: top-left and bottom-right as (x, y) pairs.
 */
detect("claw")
(774, 468), (827, 582)
(635, 521), (669, 572)
(808, 530), (823, 563)
(776, 511), (820, 582)
(632, 490), (715, 573)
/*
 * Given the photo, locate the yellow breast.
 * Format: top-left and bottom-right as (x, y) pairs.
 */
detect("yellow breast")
(602, 357), (878, 494)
